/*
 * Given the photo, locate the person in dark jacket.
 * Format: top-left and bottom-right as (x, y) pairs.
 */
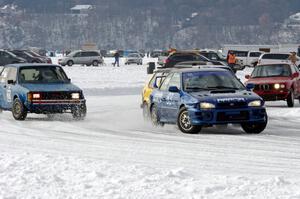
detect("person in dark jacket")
(113, 51), (120, 67)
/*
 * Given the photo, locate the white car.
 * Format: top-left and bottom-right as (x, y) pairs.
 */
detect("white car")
(125, 53), (143, 65)
(257, 53), (300, 67)
(230, 50), (262, 67)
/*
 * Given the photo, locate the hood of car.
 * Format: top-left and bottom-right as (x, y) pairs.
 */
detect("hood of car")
(189, 90), (260, 103)
(247, 76), (292, 84)
(21, 83), (82, 92)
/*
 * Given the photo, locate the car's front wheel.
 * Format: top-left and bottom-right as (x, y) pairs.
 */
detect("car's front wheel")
(67, 60), (74, 66)
(241, 115), (268, 134)
(287, 90), (294, 107)
(12, 98), (27, 120)
(92, 60), (99, 66)
(72, 104), (87, 120)
(177, 107), (201, 134)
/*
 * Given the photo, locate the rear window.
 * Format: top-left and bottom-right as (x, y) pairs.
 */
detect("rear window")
(231, 51), (248, 57)
(262, 54), (289, 60)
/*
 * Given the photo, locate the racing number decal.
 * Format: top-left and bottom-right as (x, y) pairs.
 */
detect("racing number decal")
(6, 87), (12, 103)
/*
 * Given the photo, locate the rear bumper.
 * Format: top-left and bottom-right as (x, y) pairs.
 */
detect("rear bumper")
(25, 99), (86, 113)
(188, 107), (266, 125)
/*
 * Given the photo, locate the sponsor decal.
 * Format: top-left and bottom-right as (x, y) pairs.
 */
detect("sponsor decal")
(217, 98), (245, 103)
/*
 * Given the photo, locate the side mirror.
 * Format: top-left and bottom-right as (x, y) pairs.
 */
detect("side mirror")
(292, 72), (299, 79)
(168, 86), (179, 93)
(7, 80), (15, 84)
(245, 75), (251, 79)
(246, 83), (255, 91)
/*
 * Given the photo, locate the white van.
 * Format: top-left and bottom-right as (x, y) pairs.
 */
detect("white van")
(230, 50), (262, 67)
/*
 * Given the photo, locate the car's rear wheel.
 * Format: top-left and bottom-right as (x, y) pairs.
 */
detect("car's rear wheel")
(150, 104), (164, 126)
(177, 107), (201, 134)
(12, 98), (27, 120)
(67, 60), (73, 66)
(241, 115), (267, 134)
(287, 90), (294, 107)
(92, 60), (99, 66)
(72, 104), (87, 120)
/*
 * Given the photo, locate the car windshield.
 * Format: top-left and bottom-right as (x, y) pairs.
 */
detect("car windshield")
(251, 64), (291, 78)
(19, 66), (69, 83)
(128, 54), (138, 57)
(183, 71), (245, 91)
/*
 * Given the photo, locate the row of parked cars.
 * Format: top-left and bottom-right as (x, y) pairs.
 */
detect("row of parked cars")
(0, 49), (52, 66)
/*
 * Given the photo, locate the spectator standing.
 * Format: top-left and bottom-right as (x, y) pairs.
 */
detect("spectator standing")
(227, 51), (237, 73)
(113, 50), (120, 67)
(288, 52), (299, 66)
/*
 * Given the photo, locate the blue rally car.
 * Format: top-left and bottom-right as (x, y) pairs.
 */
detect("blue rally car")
(0, 64), (86, 120)
(149, 68), (268, 134)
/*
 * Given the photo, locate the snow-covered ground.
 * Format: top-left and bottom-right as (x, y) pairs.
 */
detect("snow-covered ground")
(1, 60), (300, 198)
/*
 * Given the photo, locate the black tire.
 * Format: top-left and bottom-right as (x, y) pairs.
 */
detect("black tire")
(177, 107), (201, 134)
(0, 107), (3, 113)
(150, 104), (164, 126)
(92, 60), (99, 66)
(241, 115), (268, 134)
(67, 60), (74, 66)
(72, 103), (87, 120)
(12, 98), (27, 120)
(287, 90), (294, 107)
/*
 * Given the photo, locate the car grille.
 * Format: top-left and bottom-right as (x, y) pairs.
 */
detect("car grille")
(40, 92), (74, 100)
(254, 84), (273, 91)
(216, 101), (247, 109)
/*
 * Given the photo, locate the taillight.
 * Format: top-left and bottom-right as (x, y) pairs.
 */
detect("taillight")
(164, 59), (170, 64)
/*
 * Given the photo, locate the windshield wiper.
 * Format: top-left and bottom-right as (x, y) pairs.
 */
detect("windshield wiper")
(185, 87), (210, 91)
(208, 86), (240, 90)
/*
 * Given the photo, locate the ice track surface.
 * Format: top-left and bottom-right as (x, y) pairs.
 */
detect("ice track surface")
(0, 59), (300, 198)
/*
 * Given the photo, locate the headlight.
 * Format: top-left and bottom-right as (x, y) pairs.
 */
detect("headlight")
(71, 93), (80, 99)
(200, 102), (215, 109)
(274, 83), (285, 89)
(33, 93), (40, 99)
(248, 100), (262, 107)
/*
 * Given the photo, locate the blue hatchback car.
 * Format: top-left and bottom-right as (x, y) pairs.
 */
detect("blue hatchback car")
(0, 64), (86, 120)
(149, 68), (268, 134)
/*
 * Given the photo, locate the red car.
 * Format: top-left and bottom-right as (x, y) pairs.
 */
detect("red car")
(245, 64), (300, 107)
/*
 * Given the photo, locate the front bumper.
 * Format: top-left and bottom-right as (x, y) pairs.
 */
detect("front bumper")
(254, 90), (289, 101)
(188, 107), (266, 125)
(25, 99), (86, 114)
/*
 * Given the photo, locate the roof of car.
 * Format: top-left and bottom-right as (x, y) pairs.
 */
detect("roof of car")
(5, 63), (60, 68)
(155, 66), (230, 73)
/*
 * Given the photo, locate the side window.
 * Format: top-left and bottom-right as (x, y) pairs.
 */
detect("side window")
(7, 68), (17, 82)
(90, 51), (100, 56)
(250, 52), (261, 57)
(81, 52), (90, 57)
(0, 67), (10, 83)
(168, 73), (181, 89)
(74, 52), (82, 57)
(160, 73), (173, 91)
(210, 53), (218, 60)
(149, 72), (162, 88)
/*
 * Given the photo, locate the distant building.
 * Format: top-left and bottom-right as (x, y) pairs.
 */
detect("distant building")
(70, 5), (93, 15)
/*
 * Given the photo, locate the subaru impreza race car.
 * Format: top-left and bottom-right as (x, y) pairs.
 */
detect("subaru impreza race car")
(149, 68), (268, 134)
(0, 64), (86, 120)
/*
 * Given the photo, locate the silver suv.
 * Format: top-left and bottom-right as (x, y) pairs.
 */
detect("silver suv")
(59, 50), (104, 66)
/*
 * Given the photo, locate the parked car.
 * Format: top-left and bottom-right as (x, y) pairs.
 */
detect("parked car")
(229, 50), (262, 67)
(125, 53), (143, 65)
(0, 50), (26, 66)
(25, 50), (52, 64)
(199, 50), (227, 63)
(58, 50), (104, 66)
(163, 52), (224, 68)
(148, 68), (268, 134)
(10, 50), (45, 63)
(257, 53), (300, 67)
(245, 63), (300, 107)
(0, 64), (87, 120)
